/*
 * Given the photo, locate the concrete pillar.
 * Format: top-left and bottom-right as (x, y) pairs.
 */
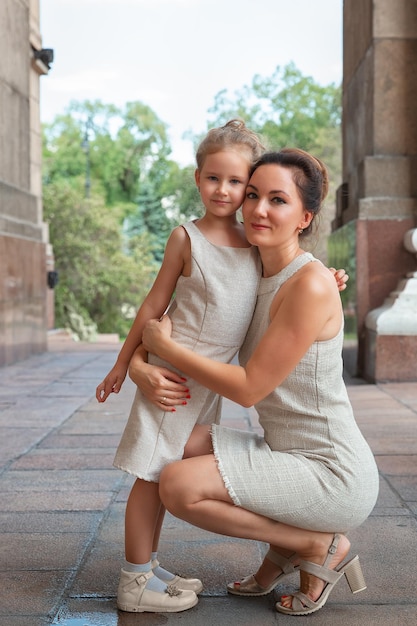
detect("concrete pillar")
(333, 0), (417, 381)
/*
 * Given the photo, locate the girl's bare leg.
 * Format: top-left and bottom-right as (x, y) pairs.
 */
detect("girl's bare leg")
(159, 455), (351, 603)
(125, 426), (212, 565)
(125, 478), (161, 563)
(152, 505), (166, 553)
(183, 424), (212, 458)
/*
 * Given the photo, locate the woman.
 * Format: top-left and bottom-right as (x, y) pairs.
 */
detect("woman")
(135, 149), (379, 616)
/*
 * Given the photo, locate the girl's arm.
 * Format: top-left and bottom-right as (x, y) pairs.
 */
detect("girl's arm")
(96, 226), (189, 402)
(330, 267), (349, 291)
(142, 265), (342, 407)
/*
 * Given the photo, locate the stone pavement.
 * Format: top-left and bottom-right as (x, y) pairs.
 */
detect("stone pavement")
(0, 335), (416, 626)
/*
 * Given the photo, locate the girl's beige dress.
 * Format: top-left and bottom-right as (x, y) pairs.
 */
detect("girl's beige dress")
(114, 221), (261, 482)
(212, 253), (379, 532)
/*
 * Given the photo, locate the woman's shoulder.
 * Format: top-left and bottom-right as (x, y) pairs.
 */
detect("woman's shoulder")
(283, 260), (339, 306)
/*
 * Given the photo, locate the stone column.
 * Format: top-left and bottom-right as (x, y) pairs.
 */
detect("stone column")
(332, 0), (417, 381)
(0, 0), (53, 365)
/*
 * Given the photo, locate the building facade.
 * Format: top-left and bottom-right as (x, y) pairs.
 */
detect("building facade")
(0, 0), (53, 366)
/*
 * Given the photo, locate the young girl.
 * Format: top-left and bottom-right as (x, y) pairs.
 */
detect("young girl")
(97, 123), (347, 614)
(96, 120), (265, 613)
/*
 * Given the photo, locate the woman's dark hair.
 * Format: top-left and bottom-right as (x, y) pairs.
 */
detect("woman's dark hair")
(250, 149), (329, 236)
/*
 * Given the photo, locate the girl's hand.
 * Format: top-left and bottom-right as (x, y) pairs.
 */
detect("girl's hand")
(329, 267), (349, 292)
(96, 364), (127, 403)
(129, 340), (188, 411)
(142, 315), (173, 355)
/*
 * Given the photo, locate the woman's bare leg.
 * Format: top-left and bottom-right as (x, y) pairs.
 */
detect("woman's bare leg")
(159, 455), (351, 603)
(185, 427), (300, 587)
(252, 544), (299, 588)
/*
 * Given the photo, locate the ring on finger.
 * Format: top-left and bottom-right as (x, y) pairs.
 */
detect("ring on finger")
(162, 396), (167, 403)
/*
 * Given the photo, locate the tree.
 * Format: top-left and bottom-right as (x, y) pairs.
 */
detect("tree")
(124, 179), (173, 263)
(207, 62), (341, 151)
(42, 100), (174, 338)
(43, 99), (174, 208)
(43, 179), (158, 339)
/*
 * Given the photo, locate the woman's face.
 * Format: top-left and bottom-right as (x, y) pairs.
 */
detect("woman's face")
(242, 163), (312, 248)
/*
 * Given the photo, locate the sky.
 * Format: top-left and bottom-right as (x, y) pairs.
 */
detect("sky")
(39, 0), (343, 165)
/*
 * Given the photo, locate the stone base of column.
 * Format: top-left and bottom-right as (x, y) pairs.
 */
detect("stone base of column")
(364, 331), (417, 382)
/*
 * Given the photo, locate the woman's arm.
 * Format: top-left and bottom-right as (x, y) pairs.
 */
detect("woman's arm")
(143, 265), (342, 407)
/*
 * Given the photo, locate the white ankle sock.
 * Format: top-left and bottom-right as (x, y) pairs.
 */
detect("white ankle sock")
(124, 559), (167, 593)
(151, 552), (175, 582)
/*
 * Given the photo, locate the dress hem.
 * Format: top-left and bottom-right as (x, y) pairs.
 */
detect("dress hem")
(211, 424), (241, 507)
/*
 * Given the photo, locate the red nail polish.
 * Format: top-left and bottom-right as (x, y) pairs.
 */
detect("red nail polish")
(186, 394), (191, 399)
(182, 401), (187, 406)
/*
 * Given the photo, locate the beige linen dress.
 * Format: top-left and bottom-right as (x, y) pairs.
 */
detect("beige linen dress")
(114, 221), (261, 482)
(212, 253), (379, 532)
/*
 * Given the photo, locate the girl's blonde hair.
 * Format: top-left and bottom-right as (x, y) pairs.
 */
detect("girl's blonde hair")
(196, 119), (265, 170)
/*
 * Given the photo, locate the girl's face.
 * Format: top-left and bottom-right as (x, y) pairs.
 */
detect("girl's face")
(195, 149), (251, 217)
(242, 163), (313, 248)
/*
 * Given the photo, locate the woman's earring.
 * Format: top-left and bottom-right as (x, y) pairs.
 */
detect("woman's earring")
(299, 229), (304, 235)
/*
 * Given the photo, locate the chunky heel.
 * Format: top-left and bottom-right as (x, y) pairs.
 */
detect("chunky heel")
(343, 555), (366, 594)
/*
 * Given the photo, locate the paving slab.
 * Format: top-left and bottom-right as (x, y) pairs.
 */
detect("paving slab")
(0, 338), (416, 625)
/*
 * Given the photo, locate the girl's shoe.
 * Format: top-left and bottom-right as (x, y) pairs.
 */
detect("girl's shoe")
(117, 569), (198, 613)
(227, 549), (299, 597)
(152, 558), (203, 593)
(276, 534), (366, 616)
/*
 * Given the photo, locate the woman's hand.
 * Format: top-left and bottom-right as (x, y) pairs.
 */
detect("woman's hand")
(129, 341), (189, 411)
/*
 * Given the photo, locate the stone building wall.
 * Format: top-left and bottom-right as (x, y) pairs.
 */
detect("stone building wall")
(332, 0), (417, 381)
(0, 0), (52, 366)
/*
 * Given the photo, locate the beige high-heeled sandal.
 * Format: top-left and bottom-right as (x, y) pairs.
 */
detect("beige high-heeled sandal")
(227, 549), (299, 596)
(276, 534), (366, 616)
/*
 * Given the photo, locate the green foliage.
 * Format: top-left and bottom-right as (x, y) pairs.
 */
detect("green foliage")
(207, 62), (341, 154)
(42, 99), (177, 338)
(43, 179), (158, 339)
(124, 180), (173, 263)
(43, 99), (173, 207)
